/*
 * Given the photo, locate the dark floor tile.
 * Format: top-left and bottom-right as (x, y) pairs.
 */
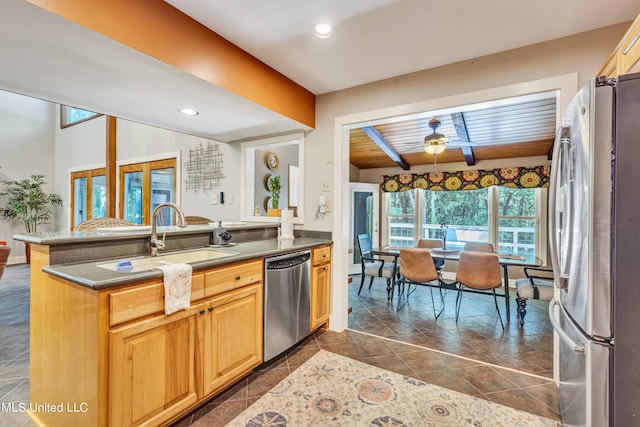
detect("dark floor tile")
(210, 377), (248, 403)
(484, 388), (561, 421)
(363, 354), (414, 376)
(285, 344), (321, 369)
(351, 336), (396, 358)
(190, 400), (248, 427)
(398, 349), (451, 374)
(523, 382), (561, 414)
(454, 365), (519, 394)
(246, 367), (290, 399)
(413, 369), (483, 396)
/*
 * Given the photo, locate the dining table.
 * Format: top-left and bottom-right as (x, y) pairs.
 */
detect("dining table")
(372, 246), (543, 322)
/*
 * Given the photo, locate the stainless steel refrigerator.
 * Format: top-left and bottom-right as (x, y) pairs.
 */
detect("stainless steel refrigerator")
(549, 72), (640, 427)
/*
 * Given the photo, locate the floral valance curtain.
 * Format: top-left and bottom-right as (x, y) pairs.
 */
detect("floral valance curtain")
(380, 165), (550, 192)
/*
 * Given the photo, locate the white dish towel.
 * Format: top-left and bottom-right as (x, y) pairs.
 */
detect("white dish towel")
(156, 263), (193, 315)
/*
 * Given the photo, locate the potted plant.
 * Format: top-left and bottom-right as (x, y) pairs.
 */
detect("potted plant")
(267, 174), (282, 217)
(0, 174), (63, 263)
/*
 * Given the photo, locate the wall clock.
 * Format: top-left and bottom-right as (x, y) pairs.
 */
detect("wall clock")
(266, 152), (279, 170)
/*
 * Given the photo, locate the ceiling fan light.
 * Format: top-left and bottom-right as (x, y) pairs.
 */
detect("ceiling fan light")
(424, 140), (447, 156)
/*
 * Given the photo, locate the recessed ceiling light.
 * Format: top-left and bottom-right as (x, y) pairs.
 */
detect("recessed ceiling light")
(178, 108), (199, 116)
(312, 23), (334, 38)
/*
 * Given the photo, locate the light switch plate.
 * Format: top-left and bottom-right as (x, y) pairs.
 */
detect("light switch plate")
(210, 194), (218, 205)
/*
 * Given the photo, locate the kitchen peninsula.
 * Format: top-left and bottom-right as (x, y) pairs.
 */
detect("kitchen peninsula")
(15, 223), (332, 427)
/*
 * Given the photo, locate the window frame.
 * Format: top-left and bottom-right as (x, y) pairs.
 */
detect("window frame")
(118, 158), (177, 225)
(60, 105), (103, 129)
(70, 168), (107, 230)
(382, 186), (548, 263)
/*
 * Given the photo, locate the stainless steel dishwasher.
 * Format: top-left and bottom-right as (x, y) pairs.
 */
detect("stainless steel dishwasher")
(263, 250), (311, 362)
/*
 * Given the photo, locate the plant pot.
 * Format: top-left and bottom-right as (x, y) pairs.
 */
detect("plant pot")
(267, 208), (281, 217)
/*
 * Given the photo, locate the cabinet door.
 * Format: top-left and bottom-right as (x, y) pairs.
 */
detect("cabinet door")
(311, 262), (331, 330)
(110, 307), (199, 427)
(202, 283), (263, 396)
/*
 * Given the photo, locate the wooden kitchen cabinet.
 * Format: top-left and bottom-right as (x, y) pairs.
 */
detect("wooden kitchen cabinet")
(109, 306), (200, 427)
(28, 244), (266, 427)
(600, 13), (640, 77)
(202, 283), (263, 395)
(310, 244), (332, 329)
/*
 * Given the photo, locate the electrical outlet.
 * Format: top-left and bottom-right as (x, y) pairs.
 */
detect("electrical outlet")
(210, 194), (218, 205)
(228, 194), (234, 205)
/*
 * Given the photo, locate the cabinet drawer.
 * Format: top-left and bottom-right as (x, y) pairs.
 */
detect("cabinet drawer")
(204, 260), (263, 297)
(312, 245), (331, 265)
(109, 273), (204, 326)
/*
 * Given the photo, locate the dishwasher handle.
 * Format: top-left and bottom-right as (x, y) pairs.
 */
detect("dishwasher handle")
(265, 251), (311, 270)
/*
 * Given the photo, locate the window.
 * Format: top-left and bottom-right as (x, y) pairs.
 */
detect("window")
(60, 105), (102, 128)
(70, 168), (107, 229)
(387, 191), (416, 247)
(119, 159), (176, 225)
(382, 186), (547, 261)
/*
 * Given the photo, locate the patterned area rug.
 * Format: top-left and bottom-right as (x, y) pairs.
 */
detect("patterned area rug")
(227, 350), (558, 427)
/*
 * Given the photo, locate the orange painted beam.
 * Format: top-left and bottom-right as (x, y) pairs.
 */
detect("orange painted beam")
(26, 0), (315, 128)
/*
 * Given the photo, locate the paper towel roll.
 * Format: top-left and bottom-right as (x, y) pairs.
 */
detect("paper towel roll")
(278, 209), (294, 240)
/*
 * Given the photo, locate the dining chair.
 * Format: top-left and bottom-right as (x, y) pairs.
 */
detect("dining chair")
(0, 246), (11, 280)
(463, 241), (494, 253)
(417, 238), (446, 271)
(396, 248), (443, 315)
(515, 267), (554, 326)
(76, 217), (136, 231)
(455, 251), (505, 329)
(356, 234), (398, 300)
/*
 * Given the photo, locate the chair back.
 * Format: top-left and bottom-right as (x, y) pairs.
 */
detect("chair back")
(417, 238), (443, 249)
(356, 234), (373, 257)
(76, 217), (135, 231)
(463, 241), (494, 253)
(399, 248), (438, 283)
(456, 251), (502, 290)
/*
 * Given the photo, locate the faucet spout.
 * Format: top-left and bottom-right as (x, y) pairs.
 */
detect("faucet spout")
(150, 202), (188, 256)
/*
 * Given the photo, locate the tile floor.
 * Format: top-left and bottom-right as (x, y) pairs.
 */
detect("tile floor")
(0, 265), (560, 427)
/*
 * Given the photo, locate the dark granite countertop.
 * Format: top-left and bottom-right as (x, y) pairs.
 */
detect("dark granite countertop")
(42, 237), (331, 290)
(13, 222), (278, 245)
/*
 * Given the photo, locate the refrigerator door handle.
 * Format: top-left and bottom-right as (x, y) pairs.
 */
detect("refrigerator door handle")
(549, 298), (585, 354)
(548, 127), (567, 289)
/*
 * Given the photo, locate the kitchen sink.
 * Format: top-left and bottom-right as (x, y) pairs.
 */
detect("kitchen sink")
(97, 248), (238, 272)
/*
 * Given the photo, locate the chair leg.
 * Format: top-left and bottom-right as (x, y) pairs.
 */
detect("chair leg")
(358, 273), (366, 295)
(429, 284), (445, 320)
(492, 289), (505, 330)
(386, 278), (393, 301)
(455, 286), (464, 322)
(368, 276), (374, 289)
(516, 296), (528, 327)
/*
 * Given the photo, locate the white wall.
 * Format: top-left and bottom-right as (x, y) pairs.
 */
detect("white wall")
(0, 93), (56, 262)
(115, 119), (241, 221)
(54, 113), (107, 230)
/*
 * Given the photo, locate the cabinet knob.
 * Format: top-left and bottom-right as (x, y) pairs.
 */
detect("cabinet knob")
(235, 275), (241, 280)
(199, 309), (205, 315)
(208, 307), (214, 312)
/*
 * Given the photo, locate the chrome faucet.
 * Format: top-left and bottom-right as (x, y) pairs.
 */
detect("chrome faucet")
(150, 202), (188, 256)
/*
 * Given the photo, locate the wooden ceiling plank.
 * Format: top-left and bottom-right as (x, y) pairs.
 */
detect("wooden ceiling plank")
(362, 126), (410, 170)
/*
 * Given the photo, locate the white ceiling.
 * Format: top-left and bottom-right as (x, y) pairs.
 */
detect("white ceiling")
(166, 0), (639, 94)
(0, 0), (638, 143)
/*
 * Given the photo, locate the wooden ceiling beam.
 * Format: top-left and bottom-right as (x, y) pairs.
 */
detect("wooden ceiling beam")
(451, 112), (476, 166)
(362, 126), (410, 170)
